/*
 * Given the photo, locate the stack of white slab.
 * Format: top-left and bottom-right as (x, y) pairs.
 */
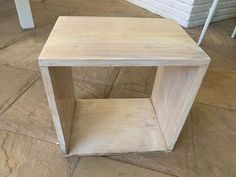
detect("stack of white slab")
(127, 0), (236, 27)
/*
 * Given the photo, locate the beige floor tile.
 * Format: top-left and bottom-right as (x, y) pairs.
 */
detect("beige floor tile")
(192, 103), (236, 177)
(0, 0), (29, 48)
(185, 18), (236, 73)
(0, 0), (16, 18)
(203, 44), (236, 73)
(72, 67), (120, 86)
(109, 116), (196, 177)
(69, 0), (119, 16)
(0, 15), (29, 49)
(30, 1), (70, 28)
(74, 79), (112, 99)
(0, 65), (39, 113)
(112, 67), (156, 95)
(0, 79), (57, 143)
(0, 130), (78, 177)
(109, 86), (149, 98)
(109, 0), (152, 17)
(196, 70), (236, 110)
(72, 157), (173, 177)
(45, 0), (84, 9)
(0, 23), (54, 71)
(144, 11), (161, 18)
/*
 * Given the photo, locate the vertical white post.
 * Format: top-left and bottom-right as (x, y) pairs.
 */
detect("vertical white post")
(197, 0), (219, 45)
(231, 26), (236, 38)
(14, 0), (35, 30)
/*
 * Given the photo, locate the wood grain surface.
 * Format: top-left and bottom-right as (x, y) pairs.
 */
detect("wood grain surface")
(69, 98), (167, 156)
(39, 17), (210, 66)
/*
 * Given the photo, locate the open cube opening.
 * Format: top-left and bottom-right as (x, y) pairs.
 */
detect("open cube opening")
(41, 65), (208, 156)
(69, 67), (166, 156)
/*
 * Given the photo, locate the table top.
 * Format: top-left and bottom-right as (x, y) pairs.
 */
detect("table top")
(38, 17), (210, 67)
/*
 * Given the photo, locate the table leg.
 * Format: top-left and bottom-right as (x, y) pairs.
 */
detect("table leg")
(14, 0), (35, 30)
(231, 26), (236, 38)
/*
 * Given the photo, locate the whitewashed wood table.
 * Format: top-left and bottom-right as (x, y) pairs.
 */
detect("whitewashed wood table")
(39, 17), (210, 157)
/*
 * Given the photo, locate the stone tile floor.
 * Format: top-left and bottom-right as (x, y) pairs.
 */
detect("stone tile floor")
(0, 0), (235, 176)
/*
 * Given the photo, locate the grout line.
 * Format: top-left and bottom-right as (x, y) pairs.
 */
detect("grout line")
(75, 77), (150, 96)
(0, 128), (57, 145)
(105, 157), (179, 177)
(195, 101), (236, 112)
(2, 63), (40, 73)
(73, 77), (113, 87)
(0, 75), (40, 116)
(107, 67), (121, 98)
(68, 156), (80, 177)
(0, 35), (27, 51)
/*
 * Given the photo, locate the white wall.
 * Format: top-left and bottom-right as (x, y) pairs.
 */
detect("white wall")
(127, 0), (236, 27)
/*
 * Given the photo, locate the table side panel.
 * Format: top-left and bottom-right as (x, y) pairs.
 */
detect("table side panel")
(40, 66), (75, 154)
(151, 65), (208, 149)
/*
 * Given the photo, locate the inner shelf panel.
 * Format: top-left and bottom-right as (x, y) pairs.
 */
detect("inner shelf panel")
(68, 98), (167, 156)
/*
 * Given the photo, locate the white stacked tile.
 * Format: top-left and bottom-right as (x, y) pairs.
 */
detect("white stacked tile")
(127, 0), (236, 27)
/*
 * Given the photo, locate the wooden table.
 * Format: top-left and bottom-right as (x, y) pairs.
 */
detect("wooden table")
(39, 17), (210, 156)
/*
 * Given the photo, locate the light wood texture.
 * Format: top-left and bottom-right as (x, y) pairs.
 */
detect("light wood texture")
(68, 99), (167, 156)
(151, 65), (208, 149)
(38, 17), (210, 67)
(39, 17), (210, 156)
(40, 66), (75, 154)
